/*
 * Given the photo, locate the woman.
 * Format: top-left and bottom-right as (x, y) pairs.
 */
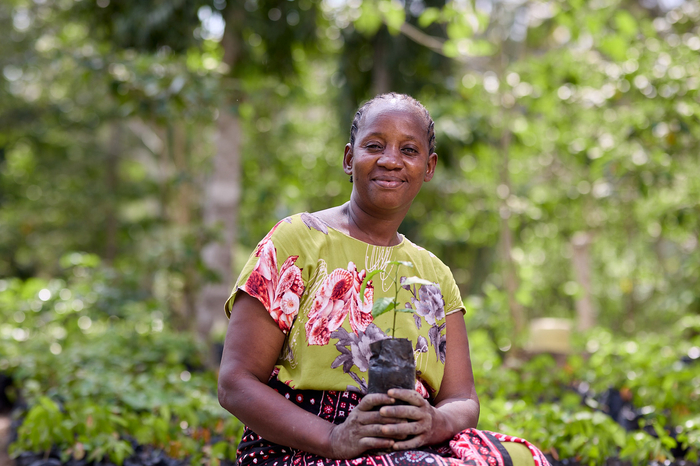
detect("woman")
(218, 93), (549, 466)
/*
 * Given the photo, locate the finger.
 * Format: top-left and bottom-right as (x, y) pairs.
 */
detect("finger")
(361, 422), (406, 439)
(372, 424), (409, 440)
(375, 416), (407, 425)
(392, 433), (429, 451)
(379, 419), (426, 439)
(358, 393), (395, 411)
(358, 437), (395, 451)
(354, 410), (405, 426)
(379, 404), (427, 422)
(387, 389), (424, 406)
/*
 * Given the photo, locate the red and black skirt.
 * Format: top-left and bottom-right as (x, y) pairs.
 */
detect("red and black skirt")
(234, 377), (550, 466)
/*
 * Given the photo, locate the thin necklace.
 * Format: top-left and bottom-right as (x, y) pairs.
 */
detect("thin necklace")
(346, 204), (400, 247)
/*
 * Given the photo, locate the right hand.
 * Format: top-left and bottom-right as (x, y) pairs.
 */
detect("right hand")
(327, 392), (410, 459)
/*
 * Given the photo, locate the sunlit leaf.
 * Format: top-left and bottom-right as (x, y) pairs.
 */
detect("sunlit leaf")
(614, 10), (637, 37)
(387, 260), (413, 267)
(379, 0), (406, 35)
(372, 297), (396, 318)
(418, 8), (441, 28)
(354, 2), (383, 36)
(401, 276), (433, 287)
(442, 39), (459, 58)
(599, 35), (628, 62)
(447, 20), (473, 40)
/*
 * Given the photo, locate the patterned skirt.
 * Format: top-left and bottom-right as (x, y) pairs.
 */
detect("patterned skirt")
(234, 377), (550, 466)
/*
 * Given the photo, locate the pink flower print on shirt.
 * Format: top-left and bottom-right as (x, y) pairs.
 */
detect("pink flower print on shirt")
(243, 238), (304, 333)
(306, 262), (374, 346)
(415, 379), (430, 399)
(348, 264), (373, 335)
(252, 218), (291, 257)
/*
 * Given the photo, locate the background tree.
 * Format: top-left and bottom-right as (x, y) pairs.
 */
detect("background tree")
(2, 0), (700, 464)
(2, 0), (699, 352)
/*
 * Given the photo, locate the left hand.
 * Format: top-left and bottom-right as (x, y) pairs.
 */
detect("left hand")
(373, 388), (443, 450)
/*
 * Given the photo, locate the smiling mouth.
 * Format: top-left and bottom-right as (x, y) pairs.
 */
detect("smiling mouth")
(373, 178), (404, 188)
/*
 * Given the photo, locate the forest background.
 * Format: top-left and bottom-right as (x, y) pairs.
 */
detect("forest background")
(1, 0), (699, 465)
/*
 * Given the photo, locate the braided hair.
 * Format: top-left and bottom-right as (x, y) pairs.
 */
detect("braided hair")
(349, 93), (436, 155)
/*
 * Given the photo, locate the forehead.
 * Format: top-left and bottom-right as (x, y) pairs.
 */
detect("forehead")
(357, 100), (428, 139)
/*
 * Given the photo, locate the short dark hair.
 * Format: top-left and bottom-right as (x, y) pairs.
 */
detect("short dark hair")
(349, 93), (436, 155)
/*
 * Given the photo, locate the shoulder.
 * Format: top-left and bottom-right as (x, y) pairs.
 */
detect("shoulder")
(260, 213), (331, 245)
(402, 237), (464, 314)
(251, 213), (340, 265)
(402, 237), (452, 276)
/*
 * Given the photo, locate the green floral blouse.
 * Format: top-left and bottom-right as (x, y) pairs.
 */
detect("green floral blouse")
(225, 213), (465, 399)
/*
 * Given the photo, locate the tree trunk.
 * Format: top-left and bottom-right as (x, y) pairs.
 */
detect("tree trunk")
(498, 126), (525, 346)
(571, 231), (596, 330)
(371, 30), (391, 95)
(170, 121), (200, 331)
(196, 108), (241, 342)
(195, 5), (244, 347)
(104, 123), (122, 263)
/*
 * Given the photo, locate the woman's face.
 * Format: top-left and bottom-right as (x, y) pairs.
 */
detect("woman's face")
(343, 100), (437, 216)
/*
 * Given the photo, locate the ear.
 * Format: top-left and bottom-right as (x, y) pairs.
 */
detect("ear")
(424, 152), (438, 182)
(343, 143), (353, 176)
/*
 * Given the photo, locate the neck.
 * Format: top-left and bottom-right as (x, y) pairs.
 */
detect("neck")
(344, 199), (405, 247)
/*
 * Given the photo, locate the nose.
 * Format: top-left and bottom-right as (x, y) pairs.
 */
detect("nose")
(377, 145), (403, 170)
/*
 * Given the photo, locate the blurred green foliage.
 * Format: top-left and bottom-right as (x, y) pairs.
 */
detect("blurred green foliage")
(2, 0), (700, 463)
(3, 0), (700, 335)
(1, 261), (698, 465)
(1, 258), (242, 465)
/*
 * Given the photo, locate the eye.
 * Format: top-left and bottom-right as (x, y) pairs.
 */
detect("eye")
(365, 143), (383, 150)
(402, 146), (418, 155)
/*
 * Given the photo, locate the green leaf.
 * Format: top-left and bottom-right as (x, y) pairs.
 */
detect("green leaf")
(465, 39), (496, 57)
(418, 8), (440, 28)
(440, 39), (468, 58)
(614, 10), (637, 37)
(360, 269), (382, 303)
(211, 441), (228, 458)
(599, 35), (628, 61)
(401, 276), (434, 287)
(612, 427), (627, 447)
(372, 297), (396, 318)
(379, 0), (406, 35)
(355, 2), (383, 36)
(447, 20), (473, 40)
(387, 260), (413, 267)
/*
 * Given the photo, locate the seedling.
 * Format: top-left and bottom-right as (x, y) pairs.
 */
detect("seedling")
(360, 260), (433, 338)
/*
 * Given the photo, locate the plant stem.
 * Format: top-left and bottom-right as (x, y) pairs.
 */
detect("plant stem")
(392, 264), (399, 338)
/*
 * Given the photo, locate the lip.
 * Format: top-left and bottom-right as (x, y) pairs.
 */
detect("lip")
(372, 176), (405, 188)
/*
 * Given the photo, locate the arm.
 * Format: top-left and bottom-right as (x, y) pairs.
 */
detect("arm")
(217, 292), (407, 459)
(373, 311), (480, 449)
(431, 310), (480, 432)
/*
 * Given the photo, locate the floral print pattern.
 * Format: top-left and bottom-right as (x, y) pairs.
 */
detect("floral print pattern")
(429, 322), (447, 363)
(305, 262), (374, 346)
(402, 279), (447, 363)
(411, 283), (445, 326)
(331, 324), (389, 391)
(301, 212), (329, 234)
(414, 379), (430, 399)
(243, 237), (304, 333)
(231, 213), (464, 395)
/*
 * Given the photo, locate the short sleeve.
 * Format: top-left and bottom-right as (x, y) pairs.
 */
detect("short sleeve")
(435, 259), (465, 316)
(224, 218), (306, 334)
